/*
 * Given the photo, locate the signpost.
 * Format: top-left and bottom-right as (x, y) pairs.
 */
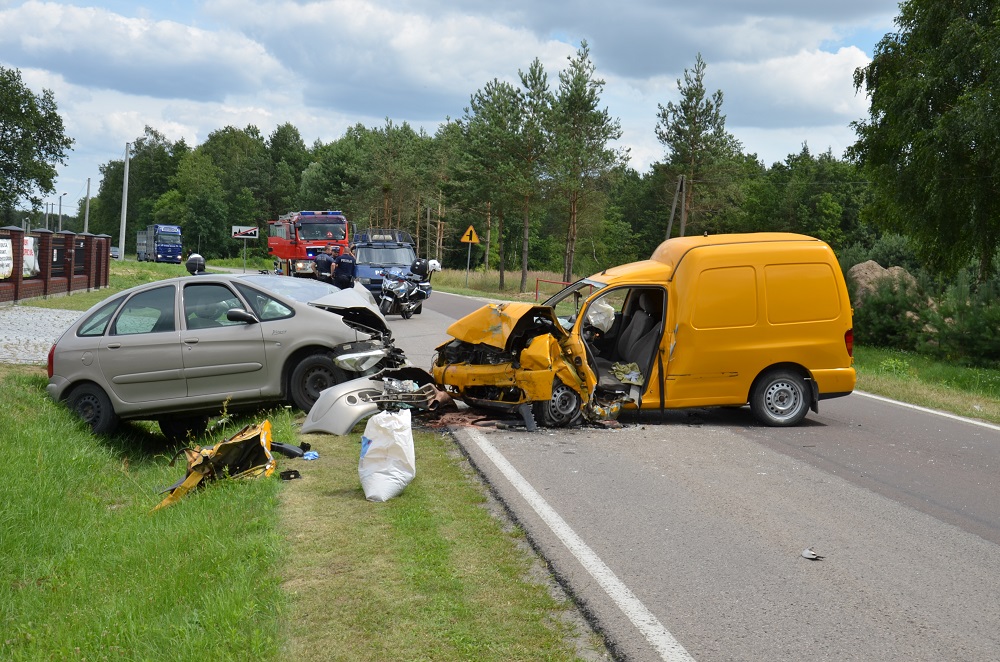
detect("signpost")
(232, 226), (259, 273)
(460, 225), (480, 287)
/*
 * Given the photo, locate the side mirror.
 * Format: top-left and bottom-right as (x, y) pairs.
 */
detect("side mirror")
(227, 308), (259, 324)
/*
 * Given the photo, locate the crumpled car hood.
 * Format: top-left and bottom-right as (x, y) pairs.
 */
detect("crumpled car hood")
(309, 287), (389, 335)
(444, 302), (566, 350)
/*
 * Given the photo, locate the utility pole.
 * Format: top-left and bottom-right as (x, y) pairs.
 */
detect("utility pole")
(666, 175), (684, 241)
(58, 192), (66, 231)
(118, 143), (130, 259)
(44, 202), (50, 230)
(83, 178), (91, 233)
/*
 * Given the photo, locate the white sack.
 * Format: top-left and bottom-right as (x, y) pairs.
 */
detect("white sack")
(358, 409), (416, 502)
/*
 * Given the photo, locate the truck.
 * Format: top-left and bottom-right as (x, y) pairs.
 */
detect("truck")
(136, 224), (183, 263)
(352, 228), (417, 294)
(267, 210), (351, 277)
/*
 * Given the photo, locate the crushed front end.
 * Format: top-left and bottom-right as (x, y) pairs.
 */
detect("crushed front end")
(431, 302), (598, 427)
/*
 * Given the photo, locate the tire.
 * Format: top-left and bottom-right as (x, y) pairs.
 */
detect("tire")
(289, 353), (347, 413)
(67, 383), (119, 434)
(159, 415), (209, 443)
(750, 369), (810, 427)
(533, 380), (583, 428)
(379, 297), (393, 315)
(401, 308), (413, 319)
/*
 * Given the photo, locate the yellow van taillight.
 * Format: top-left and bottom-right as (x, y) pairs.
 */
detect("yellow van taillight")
(845, 329), (854, 357)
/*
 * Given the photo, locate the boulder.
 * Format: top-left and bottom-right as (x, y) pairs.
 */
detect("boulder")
(847, 260), (916, 306)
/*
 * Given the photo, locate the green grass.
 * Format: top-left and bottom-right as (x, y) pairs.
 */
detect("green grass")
(0, 367), (288, 660)
(853, 346), (1000, 423)
(279, 420), (587, 661)
(432, 267), (573, 302)
(0, 366), (594, 661)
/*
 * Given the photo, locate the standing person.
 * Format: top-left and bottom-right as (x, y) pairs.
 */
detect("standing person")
(332, 245), (357, 289)
(314, 245), (335, 283)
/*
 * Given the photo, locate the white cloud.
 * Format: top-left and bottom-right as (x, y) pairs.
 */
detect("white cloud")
(0, 1), (289, 100)
(0, 0), (901, 200)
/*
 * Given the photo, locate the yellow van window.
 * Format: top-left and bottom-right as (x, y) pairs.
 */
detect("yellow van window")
(692, 266), (757, 329)
(765, 263), (840, 323)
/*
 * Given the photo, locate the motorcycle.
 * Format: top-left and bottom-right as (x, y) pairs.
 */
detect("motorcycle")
(378, 258), (440, 319)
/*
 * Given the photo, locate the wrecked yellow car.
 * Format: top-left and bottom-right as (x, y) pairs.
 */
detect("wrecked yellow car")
(432, 232), (856, 428)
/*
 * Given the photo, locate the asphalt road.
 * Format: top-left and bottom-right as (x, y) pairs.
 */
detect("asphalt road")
(390, 291), (1000, 662)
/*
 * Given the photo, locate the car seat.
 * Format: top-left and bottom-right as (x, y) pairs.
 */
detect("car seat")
(187, 302), (225, 329)
(594, 290), (662, 387)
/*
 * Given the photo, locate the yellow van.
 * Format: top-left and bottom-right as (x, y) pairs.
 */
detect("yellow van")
(431, 232), (856, 427)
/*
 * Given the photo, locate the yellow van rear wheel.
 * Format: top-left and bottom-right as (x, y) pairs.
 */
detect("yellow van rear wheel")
(750, 370), (809, 427)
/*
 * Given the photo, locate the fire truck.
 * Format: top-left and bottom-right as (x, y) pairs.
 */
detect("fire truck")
(266, 210), (351, 277)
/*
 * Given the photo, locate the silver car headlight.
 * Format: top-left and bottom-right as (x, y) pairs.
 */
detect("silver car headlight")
(333, 348), (387, 373)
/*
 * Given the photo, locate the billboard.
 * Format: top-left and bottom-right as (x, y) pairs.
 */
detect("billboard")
(0, 237), (40, 279)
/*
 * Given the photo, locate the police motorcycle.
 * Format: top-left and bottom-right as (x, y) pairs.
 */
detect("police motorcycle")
(377, 258), (441, 319)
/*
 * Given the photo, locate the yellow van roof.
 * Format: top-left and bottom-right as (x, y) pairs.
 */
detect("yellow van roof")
(588, 233), (823, 286)
(650, 232), (821, 269)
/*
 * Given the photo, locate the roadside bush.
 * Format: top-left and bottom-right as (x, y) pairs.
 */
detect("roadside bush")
(921, 274), (1000, 367)
(853, 276), (925, 351)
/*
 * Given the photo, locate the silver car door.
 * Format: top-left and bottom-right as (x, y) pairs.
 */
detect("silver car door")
(181, 282), (267, 398)
(98, 284), (186, 403)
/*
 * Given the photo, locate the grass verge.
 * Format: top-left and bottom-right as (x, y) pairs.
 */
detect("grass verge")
(0, 366), (596, 660)
(0, 366), (288, 660)
(279, 423), (589, 661)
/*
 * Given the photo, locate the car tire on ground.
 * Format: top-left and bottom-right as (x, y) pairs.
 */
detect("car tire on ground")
(67, 383), (119, 434)
(533, 379), (583, 428)
(749, 369), (810, 427)
(289, 353), (348, 413)
(159, 416), (209, 443)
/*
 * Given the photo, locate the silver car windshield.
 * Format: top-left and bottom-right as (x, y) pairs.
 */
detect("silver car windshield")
(237, 275), (341, 303)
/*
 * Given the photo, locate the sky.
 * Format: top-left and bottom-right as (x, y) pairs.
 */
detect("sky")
(0, 0), (902, 210)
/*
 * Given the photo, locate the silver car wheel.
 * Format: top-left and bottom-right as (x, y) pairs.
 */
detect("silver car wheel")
(68, 383), (119, 435)
(290, 354), (347, 413)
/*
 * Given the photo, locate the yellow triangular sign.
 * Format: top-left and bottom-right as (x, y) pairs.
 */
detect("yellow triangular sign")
(460, 225), (480, 244)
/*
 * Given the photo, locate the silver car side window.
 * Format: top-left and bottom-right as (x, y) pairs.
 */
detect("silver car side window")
(78, 296), (125, 337)
(184, 283), (244, 329)
(112, 286), (176, 335)
(233, 283), (293, 321)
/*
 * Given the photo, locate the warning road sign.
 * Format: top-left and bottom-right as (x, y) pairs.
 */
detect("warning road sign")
(460, 225), (480, 244)
(232, 226), (259, 239)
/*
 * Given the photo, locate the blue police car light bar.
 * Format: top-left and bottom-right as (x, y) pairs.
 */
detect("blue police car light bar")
(297, 210), (344, 216)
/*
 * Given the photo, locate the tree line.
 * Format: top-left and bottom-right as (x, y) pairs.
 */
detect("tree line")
(67, 43), (875, 289)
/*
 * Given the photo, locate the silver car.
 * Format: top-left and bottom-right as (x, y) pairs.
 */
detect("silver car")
(46, 274), (401, 440)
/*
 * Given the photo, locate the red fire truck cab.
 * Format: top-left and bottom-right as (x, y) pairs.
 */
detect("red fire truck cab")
(267, 210), (351, 277)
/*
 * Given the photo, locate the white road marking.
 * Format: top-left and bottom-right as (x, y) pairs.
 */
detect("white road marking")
(855, 390), (1000, 432)
(467, 428), (696, 662)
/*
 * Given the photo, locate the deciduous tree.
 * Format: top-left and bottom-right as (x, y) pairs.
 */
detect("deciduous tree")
(0, 66), (73, 218)
(851, 0), (1000, 279)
